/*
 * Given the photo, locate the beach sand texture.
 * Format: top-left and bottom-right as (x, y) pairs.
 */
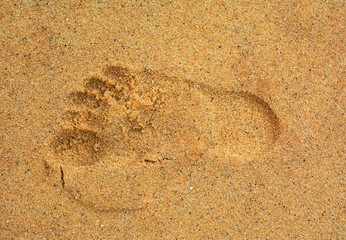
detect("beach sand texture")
(1, 1), (345, 239)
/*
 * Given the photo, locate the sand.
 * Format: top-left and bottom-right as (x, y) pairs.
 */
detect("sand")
(1, 1), (345, 239)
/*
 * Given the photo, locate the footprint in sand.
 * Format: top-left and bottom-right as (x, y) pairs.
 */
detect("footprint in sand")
(45, 64), (281, 212)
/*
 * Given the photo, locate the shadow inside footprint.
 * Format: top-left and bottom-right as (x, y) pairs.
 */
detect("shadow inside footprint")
(51, 128), (105, 166)
(47, 64), (281, 212)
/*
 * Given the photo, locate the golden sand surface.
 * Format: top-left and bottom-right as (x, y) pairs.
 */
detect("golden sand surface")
(0, 1), (345, 239)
